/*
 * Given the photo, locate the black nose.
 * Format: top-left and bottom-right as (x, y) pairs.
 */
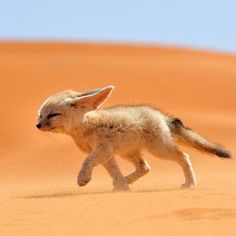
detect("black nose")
(36, 123), (41, 129)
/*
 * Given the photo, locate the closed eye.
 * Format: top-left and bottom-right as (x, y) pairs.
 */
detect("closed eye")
(47, 113), (61, 119)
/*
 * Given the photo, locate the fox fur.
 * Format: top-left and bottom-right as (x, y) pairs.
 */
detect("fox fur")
(36, 86), (231, 191)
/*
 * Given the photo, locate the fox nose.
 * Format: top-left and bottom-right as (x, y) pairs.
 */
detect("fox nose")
(36, 123), (41, 129)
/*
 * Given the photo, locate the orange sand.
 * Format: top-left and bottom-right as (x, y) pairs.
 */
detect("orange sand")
(0, 42), (235, 236)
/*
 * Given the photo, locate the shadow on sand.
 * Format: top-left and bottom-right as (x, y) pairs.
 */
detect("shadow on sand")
(21, 188), (182, 199)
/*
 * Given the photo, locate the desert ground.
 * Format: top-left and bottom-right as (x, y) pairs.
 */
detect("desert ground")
(0, 42), (235, 236)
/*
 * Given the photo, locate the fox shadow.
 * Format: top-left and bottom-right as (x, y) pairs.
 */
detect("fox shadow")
(21, 188), (180, 199)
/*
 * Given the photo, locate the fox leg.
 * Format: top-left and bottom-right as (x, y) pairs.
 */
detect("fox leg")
(77, 143), (113, 187)
(148, 143), (196, 188)
(179, 153), (197, 188)
(122, 152), (151, 184)
(103, 158), (130, 191)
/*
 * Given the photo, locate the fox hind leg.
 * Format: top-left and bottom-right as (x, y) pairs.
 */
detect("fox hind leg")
(179, 152), (197, 188)
(148, 142), (196, 188)
(122, 152), (151, 184)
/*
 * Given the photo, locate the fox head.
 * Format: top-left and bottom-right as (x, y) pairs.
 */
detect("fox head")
(36, 86), (114, 134)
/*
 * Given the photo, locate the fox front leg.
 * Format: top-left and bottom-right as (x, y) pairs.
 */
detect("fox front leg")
(77, 143), (113, 187)
(103, 158), (130, 191)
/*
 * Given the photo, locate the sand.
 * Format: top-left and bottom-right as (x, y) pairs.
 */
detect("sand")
(0, 42), (235, 236)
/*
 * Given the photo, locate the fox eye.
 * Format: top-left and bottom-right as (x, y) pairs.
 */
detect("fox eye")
(47, 113), (61, 119)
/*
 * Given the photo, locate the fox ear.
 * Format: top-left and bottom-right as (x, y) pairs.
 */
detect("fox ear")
(70, 85), (115, 109)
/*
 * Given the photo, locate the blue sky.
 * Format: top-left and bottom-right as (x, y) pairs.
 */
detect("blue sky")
(0, 0), (236, 52)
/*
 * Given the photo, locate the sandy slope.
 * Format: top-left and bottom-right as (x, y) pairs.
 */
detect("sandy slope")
(0, 42), (235, 236)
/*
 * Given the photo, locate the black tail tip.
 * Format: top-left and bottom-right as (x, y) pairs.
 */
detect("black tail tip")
(214, 149), (231, 158)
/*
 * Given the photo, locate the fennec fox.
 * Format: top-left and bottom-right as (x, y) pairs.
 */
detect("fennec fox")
(36, 86), (231, 191)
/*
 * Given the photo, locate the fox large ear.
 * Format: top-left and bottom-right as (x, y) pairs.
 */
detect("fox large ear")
(70, 86), (115, 109)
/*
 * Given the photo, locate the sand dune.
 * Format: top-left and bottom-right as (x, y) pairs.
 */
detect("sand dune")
(0, 42), (235, 235)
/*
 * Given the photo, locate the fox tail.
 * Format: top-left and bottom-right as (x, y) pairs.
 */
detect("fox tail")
(168, 118), (231, 158)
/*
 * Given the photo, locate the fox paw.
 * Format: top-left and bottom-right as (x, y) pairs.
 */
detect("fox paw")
(112, 185), (130, 192)
(180, 182), (196, 189)
(77, 175), (91, 187)
(112, 179), (130, 192)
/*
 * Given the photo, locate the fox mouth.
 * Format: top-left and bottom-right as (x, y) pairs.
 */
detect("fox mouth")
(48, 126), (63, 133)
(48, 127), (58, 131)
(37, 125), (56, 131)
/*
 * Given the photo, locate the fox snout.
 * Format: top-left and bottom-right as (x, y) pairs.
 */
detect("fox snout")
(36, 123), (41, 129)
(35, 119), (53, 131)
(36, 121), (48, 130)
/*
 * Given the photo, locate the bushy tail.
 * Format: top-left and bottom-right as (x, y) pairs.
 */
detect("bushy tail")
(168, 118), (231, 158)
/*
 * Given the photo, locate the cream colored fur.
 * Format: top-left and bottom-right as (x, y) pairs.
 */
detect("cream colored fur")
(36, 86), (230, 191)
